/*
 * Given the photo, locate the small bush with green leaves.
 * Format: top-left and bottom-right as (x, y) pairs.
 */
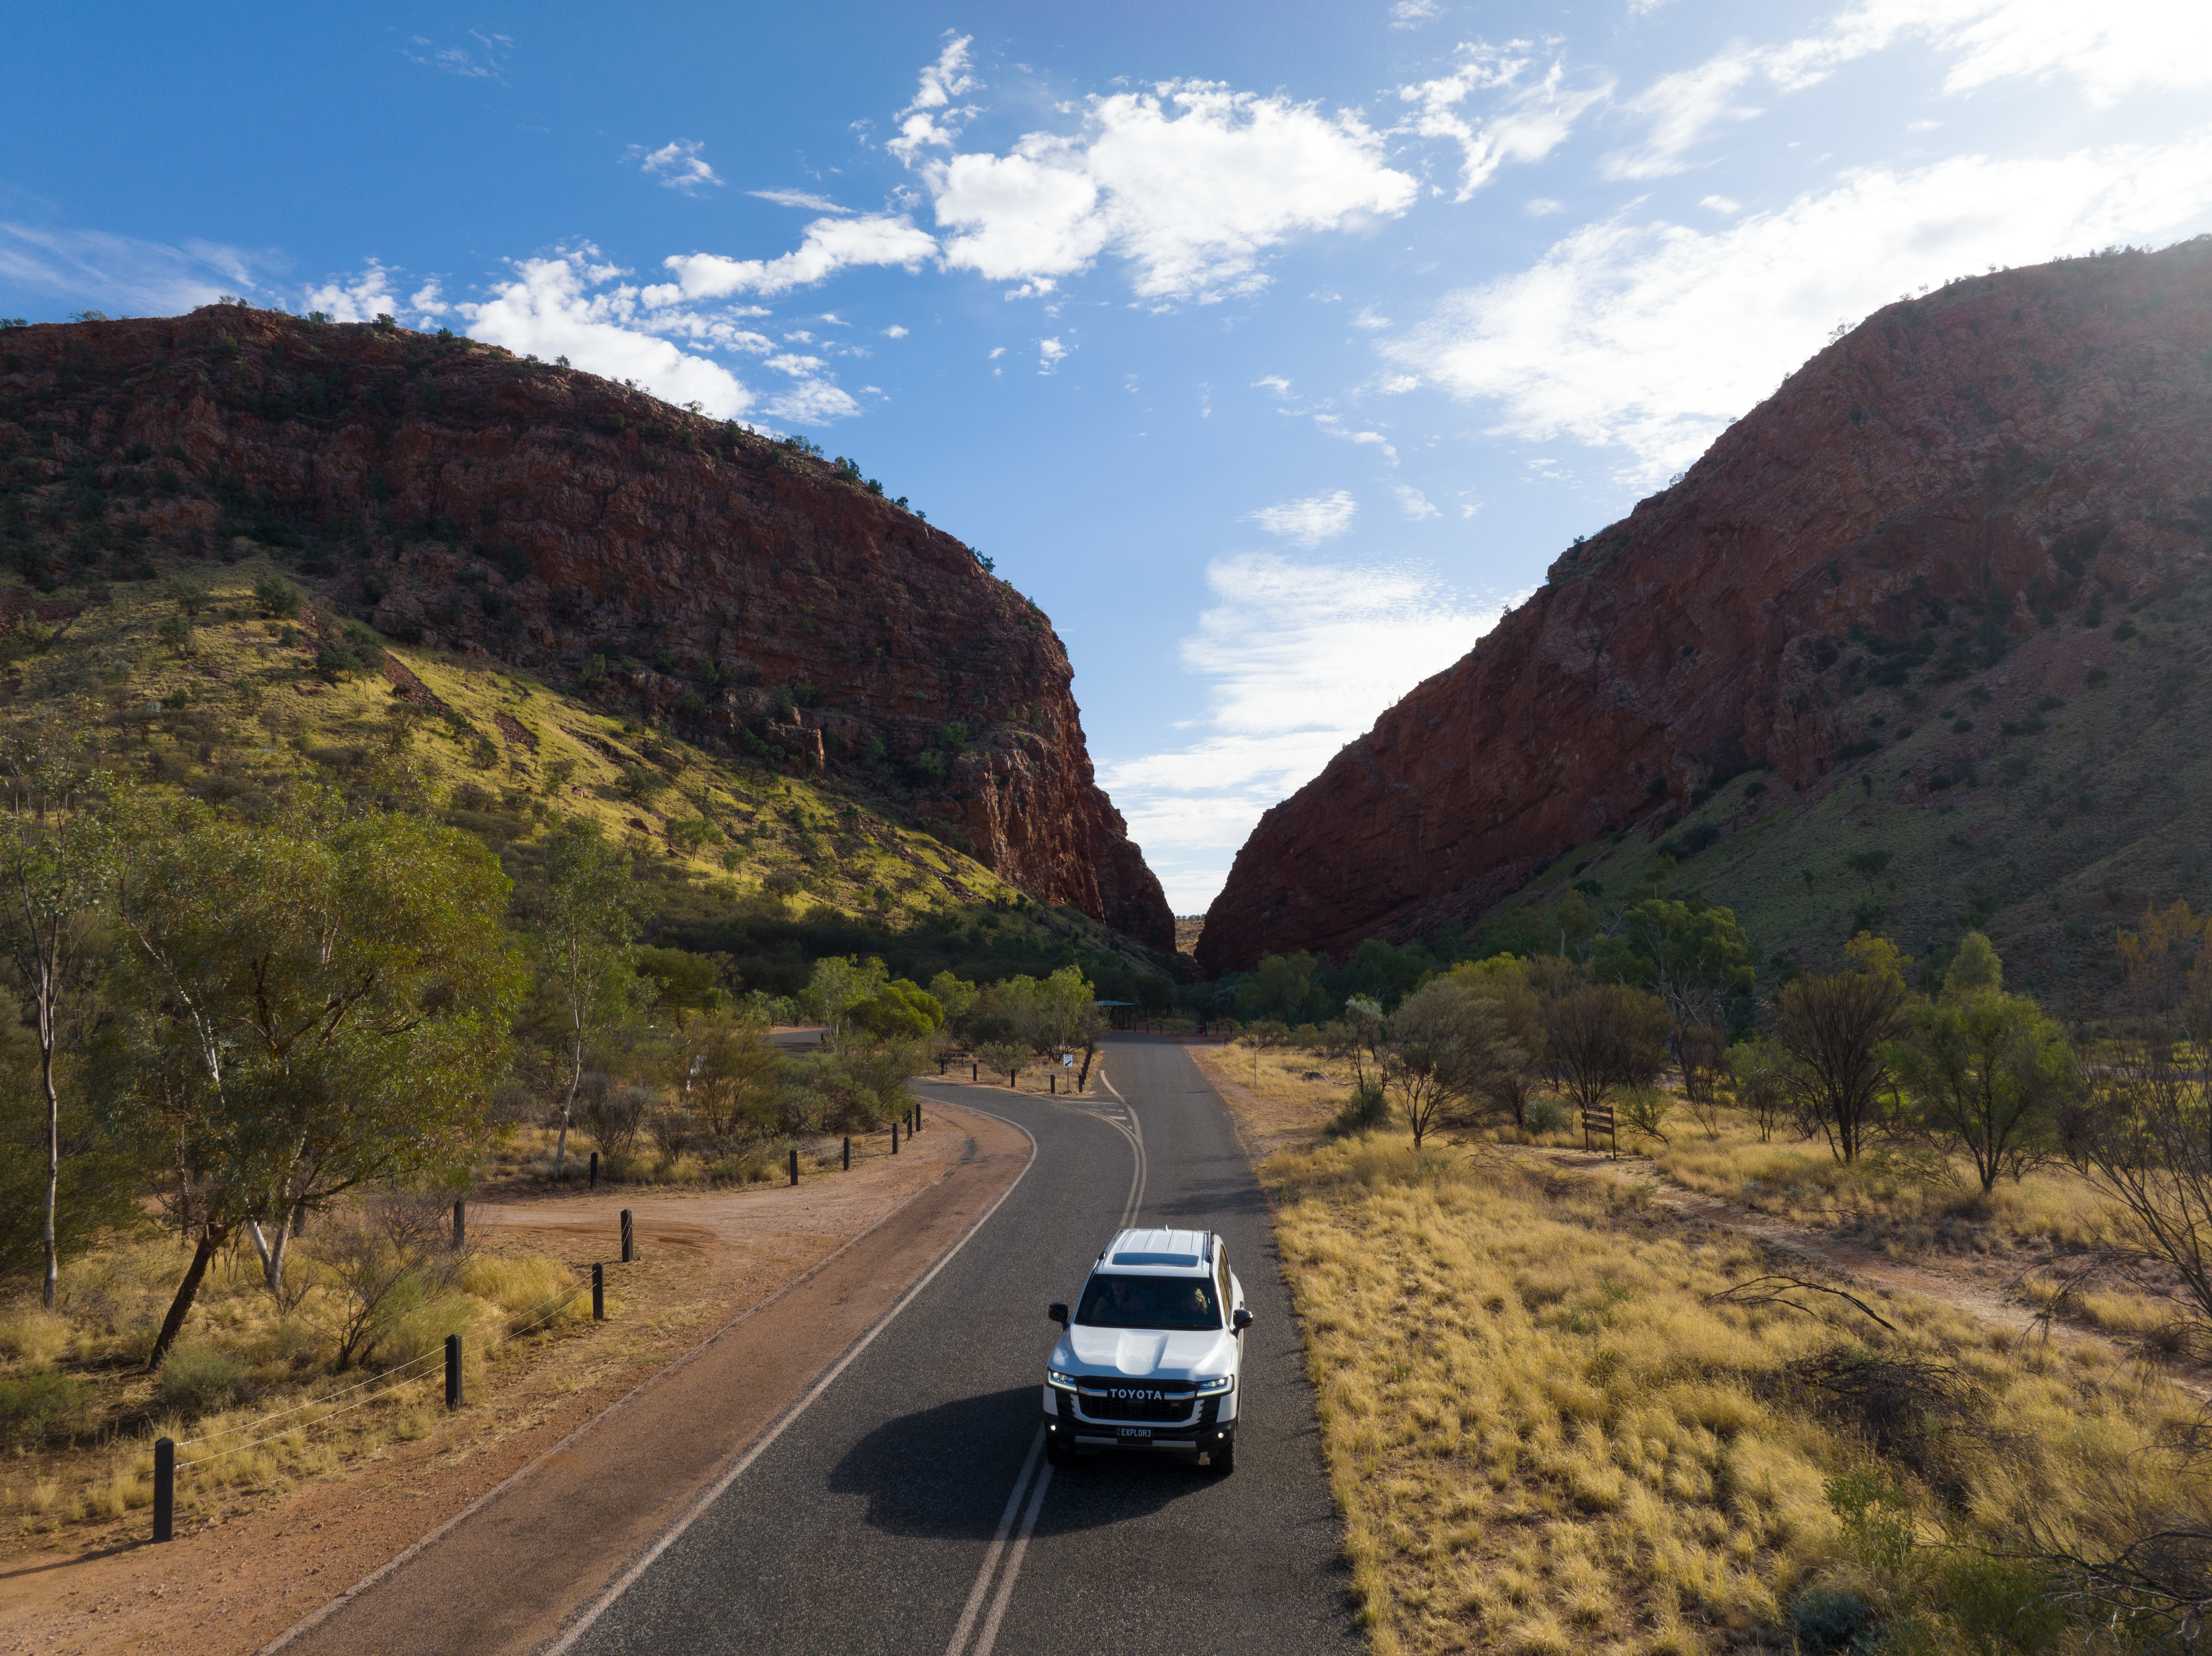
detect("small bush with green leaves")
(254, 575), (301, 619)
(161, 1343), (251, 1419)
(0, 1370), (92, 1448)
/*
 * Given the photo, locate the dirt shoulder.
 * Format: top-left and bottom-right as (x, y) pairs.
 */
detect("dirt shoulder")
(1, 1102), (1030, 1656)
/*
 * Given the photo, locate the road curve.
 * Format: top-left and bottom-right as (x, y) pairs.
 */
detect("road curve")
(557, 1034), (1358, 1656)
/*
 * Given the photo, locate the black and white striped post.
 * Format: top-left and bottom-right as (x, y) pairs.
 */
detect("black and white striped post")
(152, 1437), (175, 1542)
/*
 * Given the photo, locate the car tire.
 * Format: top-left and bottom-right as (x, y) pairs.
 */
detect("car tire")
(1046, 1433), (1073, 1468)
(1210, 1436), (1235, 1476)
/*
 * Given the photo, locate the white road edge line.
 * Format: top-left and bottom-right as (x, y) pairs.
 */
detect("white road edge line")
(256, 1117), (1011, 1656)
(973, 1458), (1055, 1656)
(942, 1427), (1045, 1656)
(535, 1104), (1039, 1656)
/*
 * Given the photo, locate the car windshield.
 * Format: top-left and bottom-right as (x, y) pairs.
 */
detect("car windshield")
(1075, 1272), (1221, 1331)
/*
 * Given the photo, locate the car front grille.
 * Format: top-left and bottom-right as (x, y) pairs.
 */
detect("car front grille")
(1074, 1380), (1197, 1424)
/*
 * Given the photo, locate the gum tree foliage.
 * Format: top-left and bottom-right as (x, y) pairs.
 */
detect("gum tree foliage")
(112, 797), (524, 1367)
(1537, 982), (1669, 1125)
(1887, 933), (2076, 1192)
(523, 818), (640, 1180)
(1774, 934), (1912, 1164)
(1442, 957), (1548, 1129)
(0, 728), (116, 1310)
(1234, 951), (1333, 1025)
(849, 978), (944, 1042)
(803, 954), (889, 1047)
(1597, 898), (1755, 1102)
(667, 1009), (787, 1143)
(2064, 903), (2212, 1336)
(1384, 977), (1525, 1149)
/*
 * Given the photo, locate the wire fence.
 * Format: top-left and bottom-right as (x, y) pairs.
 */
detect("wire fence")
(171, 1275), (592, 1471)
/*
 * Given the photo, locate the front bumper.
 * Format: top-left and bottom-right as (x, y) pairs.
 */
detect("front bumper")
(1043, 1385), (1234, 1453)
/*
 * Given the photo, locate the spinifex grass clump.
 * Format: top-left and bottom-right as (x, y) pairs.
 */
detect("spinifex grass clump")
(1263, 1133), (2207, 1655)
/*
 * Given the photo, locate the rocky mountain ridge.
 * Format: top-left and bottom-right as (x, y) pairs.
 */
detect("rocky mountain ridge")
(1199, 239), (2212, 974)
(0, 306), (1173, 946)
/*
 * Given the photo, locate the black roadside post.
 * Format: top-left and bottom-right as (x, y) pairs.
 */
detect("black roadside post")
(589, 1151), (599, 1190)
(152, 1437), (175, 1542)
(620, 1209), (634, 1263)
(451, 1199), (466, 1251)
(592, 1262), (605, 1320)
(788, 1148), (799, 1186)
(971, 1062), (978, 1081)
(1050, 1074), (1056, 1095)
(842, 1136), (851, 1171)
(445, 1333), (463, 1410)
(892, 1120), (900, 1154)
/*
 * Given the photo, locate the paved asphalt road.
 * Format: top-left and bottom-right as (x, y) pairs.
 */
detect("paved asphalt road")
(560, 1034), (1359, 1656)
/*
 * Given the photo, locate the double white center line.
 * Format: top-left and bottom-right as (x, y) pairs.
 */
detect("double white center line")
(945, 1076), (1146, 1656)
(942, 1428), (1052, 1656)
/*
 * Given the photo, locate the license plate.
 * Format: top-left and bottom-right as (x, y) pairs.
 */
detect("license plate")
(1117, 1427), (1152, 1440)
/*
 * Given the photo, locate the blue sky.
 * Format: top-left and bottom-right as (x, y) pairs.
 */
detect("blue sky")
(5, 2), (2209, 911)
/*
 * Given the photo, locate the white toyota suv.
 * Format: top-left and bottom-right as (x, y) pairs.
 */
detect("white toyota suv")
(1043, 1226), (1251, 1473)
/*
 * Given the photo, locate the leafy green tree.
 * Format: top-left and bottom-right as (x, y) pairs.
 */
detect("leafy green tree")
(0, 734), (117, 1308)
(1442, 956), (1548, 1128)
(1888, 934), (2074, 1191)
(1600, 898), (1754, 1101)
(668, 1009), (786, 1142)
(1538, 983), (1669, 1128)
(804, 955), (889, 1047)
(1385, 977), (1523, 1148)
(1235, 951), (1331, 1025)
(112, 798), (523, 1365)
(1774, 934), (1910, 1164)
(253, 576), (300, 620)
(521, 818), (639, 1179)
(849, 978), (944, 1042)
(156, 613), (196, 657)
(1846, 847), (1894, 895)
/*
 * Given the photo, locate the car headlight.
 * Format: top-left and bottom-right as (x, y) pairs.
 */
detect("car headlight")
(1193, 1374), (1234, 1395)
(1047, 1369), (1080, 1390)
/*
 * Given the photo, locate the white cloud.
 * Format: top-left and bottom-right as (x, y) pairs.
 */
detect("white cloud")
(1390, 0), (1442, 26)
(305, 260), (405, 324)
(1383, 131), (2212, 482)
(987, 346), (1006, 359)
(1608, 0), (2212, 177)
(1398, 43), (1609, 202)
(1099, 553), (1510, 911)
(404, 31), (511, 82)
(888, 35), (980, 165)
(1244, 489), (1357, 546)
(0, 221), (268, 314)
(654, 214), (937, 301)
(1395, 484), (1441, 520)
(1311, 413), (1398, 463)
(1252, 374), (1293, 396)
(1351, 305), (1391, 329)
(750, 188), (851, 212)
(1526, 197), (1566, 215)
(1038, 336), (1068, 373)
(1700, 194), (1742, 214)
(632, 140), (721, 194)
(883, 323), (910, 337)
(914, 78), (1417, 300)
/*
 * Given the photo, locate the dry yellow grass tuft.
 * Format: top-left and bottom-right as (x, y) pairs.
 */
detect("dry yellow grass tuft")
(1259, 1130), (2209, 1654)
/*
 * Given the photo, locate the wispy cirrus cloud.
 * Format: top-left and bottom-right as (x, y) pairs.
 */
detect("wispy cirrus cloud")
(0, 221), (271, 314)
(1384, 130), (2212, 482)
(1101, 553), (1512, 911)
(404, 31), (511, 82)
(631, 140), (722, 194)
(750, 188), (852, 213)
(1398, 42), (1610, 201)
(1243, 489), (1357, 546)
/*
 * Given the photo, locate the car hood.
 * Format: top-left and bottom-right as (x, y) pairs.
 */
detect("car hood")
(1059, 1325), (1235, 1378)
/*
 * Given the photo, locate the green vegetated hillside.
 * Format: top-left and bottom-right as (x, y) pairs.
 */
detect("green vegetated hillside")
(1474, 560), (2212, 1017)
(0, 560), (1174, 998)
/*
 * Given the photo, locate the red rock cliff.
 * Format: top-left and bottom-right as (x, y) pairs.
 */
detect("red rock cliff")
(1198, 240), (2212, 974)
(0, 307), (1173, 946)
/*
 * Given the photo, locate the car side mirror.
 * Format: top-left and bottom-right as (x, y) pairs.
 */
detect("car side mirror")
(1048, 1302), (1069, 1326)
(1233, 1308), (1253, 1333)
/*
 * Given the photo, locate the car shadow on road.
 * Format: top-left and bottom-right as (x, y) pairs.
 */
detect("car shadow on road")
(828, 1386), (1223, 1538)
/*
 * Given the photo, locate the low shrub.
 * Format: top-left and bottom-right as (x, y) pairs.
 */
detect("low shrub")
(1323, 1083), (1391, 1139)
(1524, 1095), (1568, 1135)
(160, 1343), (250, 1419)
(1790, 1586), (1877, 1652)
(0, 1370), (93, 1448)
